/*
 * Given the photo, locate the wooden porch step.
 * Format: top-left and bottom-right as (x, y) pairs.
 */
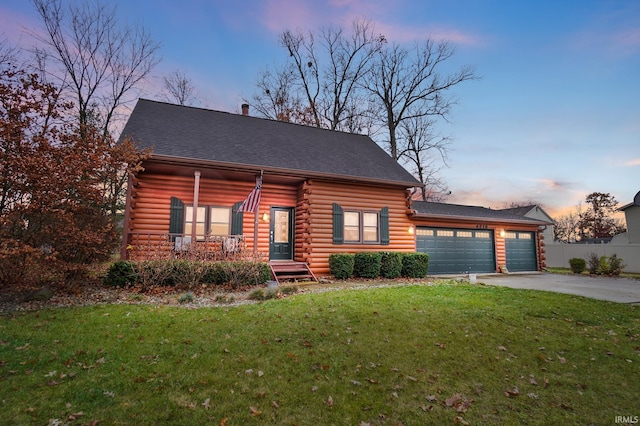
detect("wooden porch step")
(269, 261), (317, 284)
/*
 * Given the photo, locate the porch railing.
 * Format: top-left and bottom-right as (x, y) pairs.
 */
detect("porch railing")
(125, 232), (248, 262)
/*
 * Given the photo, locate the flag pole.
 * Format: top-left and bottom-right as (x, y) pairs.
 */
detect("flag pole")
(253, 170), (263, 255)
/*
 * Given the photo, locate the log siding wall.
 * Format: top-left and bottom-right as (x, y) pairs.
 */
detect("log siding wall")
(125, 172), (416, 275)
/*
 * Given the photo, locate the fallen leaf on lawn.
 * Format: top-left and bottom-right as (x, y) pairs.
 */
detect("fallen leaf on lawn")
(202, 398), (211, 409)
(527, 393), (539, 399)
(311, 386), (318, 392)
(359, 422), (371, 426)
(406, 375), (418, 382)
(250, 406), (261, 416)
(529, 376), (538, 386)
(391, 392), (399, 399)
(351, 380), (362, 386)
(504, 387), (519, 397)
(67, 412), (84, 421)
(454, 415), (470, 425)
(103, 391), (115, 397)
(219, 417), (228, 426)
(497, 345), (507, 351)
(444, 393), (473, 413)
(558, 356), (566, 364)
(421, 405), (434, 412)
(326, 395), (334, 406)
(245, 369), (253, 375)
(47, 380), (59, 386)
(272, 400), (279, 409)
(258, 370), (264, 377)
(426, 395), (438, 402)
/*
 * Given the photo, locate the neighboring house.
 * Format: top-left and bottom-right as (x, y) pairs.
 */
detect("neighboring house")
(119, 99), (549, 277)
(499, 205), (554, 243)
(616, 190), (640, 244)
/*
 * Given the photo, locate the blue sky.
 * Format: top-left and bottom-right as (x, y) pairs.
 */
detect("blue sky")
(2, 0), (639, 218)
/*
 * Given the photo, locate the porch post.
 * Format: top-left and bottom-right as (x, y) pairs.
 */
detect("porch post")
(253, 171), (263, 255)
(192, 170), (201, 242)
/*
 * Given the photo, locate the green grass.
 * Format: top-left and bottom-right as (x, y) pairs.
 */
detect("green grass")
(2, 282), (639, 425)
(547, 267), (640, 279)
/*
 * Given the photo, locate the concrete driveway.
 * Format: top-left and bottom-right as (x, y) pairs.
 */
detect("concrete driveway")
(476, 272), (640, 304)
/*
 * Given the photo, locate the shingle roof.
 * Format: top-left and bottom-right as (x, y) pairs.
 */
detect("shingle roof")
(119, 99), (420, 187)
(412, 201), (549, 224)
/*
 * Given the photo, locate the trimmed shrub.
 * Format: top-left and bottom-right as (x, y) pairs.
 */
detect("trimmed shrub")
(136, 259), (175, 290)
(220, 261), (271, 288)
(402, 253), (429, 278)
(354, 252), (382, 278)
(380, 252), (403, 279)
(201, 262), (227, 285)
(568, 258), (586, 274)
(598, 256), (610, 276)
(329, 253), (355, 279)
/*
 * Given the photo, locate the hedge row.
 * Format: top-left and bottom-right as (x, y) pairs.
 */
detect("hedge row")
(104, 259), (272, 290)
(329, 252), (429, 280)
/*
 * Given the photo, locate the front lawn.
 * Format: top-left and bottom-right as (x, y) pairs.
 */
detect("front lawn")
(1, 282), (639, 425)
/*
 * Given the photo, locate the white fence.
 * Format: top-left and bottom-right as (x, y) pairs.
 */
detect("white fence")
(546, 243), (640, 273)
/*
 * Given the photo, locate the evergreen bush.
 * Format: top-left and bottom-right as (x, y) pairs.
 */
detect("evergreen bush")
(354, 252), (382, 278)
(402, 253), (429, 278)
(380, 252), (403, 279)
(329, 253), (355, 279)
(568, 258), (586, 274)
(103, 260), (137, 288)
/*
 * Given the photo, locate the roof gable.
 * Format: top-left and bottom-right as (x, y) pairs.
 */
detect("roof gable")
(119, 99), (420, 187)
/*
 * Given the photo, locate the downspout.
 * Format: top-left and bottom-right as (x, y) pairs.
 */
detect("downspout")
(192, 170), (201, 242)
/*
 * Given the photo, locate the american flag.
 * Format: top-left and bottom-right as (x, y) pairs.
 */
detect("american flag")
(237, 178), (262, 213)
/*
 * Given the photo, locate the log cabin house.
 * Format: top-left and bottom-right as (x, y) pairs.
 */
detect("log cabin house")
(119, 99), (548, 280)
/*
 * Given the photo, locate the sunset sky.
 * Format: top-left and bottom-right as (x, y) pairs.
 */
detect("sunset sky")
(2, 0), (639, 219)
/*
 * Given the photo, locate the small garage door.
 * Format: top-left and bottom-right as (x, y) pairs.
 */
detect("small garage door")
(505, 231), (537, 272)
(416, 227), (495, 274)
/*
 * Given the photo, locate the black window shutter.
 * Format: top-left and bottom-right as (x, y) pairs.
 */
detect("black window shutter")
(231, 201), (244, 235)
(380, 206), (389, 245)
(332, 203), (344, 244)
(169, 197), (184, 238)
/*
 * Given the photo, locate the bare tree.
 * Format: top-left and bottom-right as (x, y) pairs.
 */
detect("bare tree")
(364, 40), (477, 160)
(256, 19), (383, 131)
(30, 0), (160, 218)
(31, 0), (161, 137)
(162, 69), (196, 106)
(398, 114), (451, 201)
(554, 211), (582, 243)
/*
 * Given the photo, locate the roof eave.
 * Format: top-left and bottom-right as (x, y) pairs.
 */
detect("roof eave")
(411, 212), (551, 226)
(148, 154), (423, 188)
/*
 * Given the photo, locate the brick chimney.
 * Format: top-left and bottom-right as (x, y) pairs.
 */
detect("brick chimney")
(241, 103), (249, 116)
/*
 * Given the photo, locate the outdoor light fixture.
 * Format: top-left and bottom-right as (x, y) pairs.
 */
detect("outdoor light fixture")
(499, 229), (506, 238)
(408, 225), (415, 235)
(262, 212), (269, 222)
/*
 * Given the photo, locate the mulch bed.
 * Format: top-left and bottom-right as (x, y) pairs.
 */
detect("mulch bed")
(0, 278), (437, 315)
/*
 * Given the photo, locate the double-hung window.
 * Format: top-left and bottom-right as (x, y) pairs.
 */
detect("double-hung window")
(344, 210), (379, 243)
(185, 205), (231, 240)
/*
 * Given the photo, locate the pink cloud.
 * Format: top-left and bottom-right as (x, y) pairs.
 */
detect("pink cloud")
(258, 0), (482, 46)
(624, 158), (640, 167)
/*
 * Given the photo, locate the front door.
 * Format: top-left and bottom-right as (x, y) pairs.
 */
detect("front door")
(270, 207), (294, 260)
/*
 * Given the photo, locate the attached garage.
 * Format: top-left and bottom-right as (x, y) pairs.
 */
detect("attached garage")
(416, 227), (495, 274)
(410, 201), (550, 275)
(505, 231), (537, 272)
